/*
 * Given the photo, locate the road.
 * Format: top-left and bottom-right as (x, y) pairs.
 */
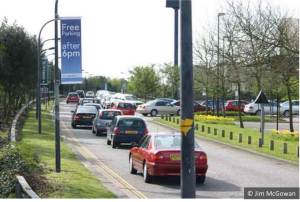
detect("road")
(59, 102), (299, 198)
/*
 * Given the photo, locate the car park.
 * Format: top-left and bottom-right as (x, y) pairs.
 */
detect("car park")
(85, 91), (95, 98)
(66, 92), (80, 104)
(92, 109), (122, 136)
(75, 90), (85, 98)
(136, 99), (180, 116)
(225, 100), (249, 112)
(111, 102), (136, 115)
(280, 100), (299, 117)
(71, 106), (98, 128)
(129, 132), (208, 183)
(107, 116), (148, 148)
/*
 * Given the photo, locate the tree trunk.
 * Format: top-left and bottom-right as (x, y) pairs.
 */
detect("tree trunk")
(276, 92), (279, 131)
(286, 83), (294, 132)
(237, 82), (244, 128)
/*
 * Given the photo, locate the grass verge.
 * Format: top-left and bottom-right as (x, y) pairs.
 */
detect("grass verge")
(17, 106), (116, 198)
(155, 117), (299, 164)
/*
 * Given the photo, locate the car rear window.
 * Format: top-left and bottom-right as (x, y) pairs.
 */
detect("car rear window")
(77, 106), (97, 114)
(117, 119), (145, 129)
(154, 135), (200, 150)
(69, 93), (78, 96)
(118, 103), (134, 109)
(100, 111), (122, 120)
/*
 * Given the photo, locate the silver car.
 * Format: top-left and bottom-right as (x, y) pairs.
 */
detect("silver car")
(280, 100), (299, 117)
(244, 102), (278, 115)
(136, 100), (180, 117)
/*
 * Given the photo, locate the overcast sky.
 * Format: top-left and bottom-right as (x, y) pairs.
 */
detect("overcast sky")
(0, 0), (299, 79)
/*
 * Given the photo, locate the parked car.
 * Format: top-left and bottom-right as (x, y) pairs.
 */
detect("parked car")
(129, 132), (208, 183)
(136, 100), (180, 117)
(85, 91), (95, 98)
(200, 100), (224, 111)
(156, 98), (177, 104)
(66, 92), (80, 104)
(76, 90), (85, 98)
(244, 101), (278, 115)
(280, 100), (299, 117)
(107, 116), (148, 148)
(92, 109), (123, 136)
(71, 106), (98, 128)
(224, 100), (249, 112)
(171, 100), (210, 113)
(83, 103), (103, 111)
(111, 102), (135, 115)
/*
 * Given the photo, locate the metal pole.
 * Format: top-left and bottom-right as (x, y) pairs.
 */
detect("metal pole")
(174, 8), (179, 67)
(36, 39), (41, 130)
(216, 14), (220, 116)
(260, 103), (265, 145)
(180, 0), (195, 198)
(54, 0), (61, 173)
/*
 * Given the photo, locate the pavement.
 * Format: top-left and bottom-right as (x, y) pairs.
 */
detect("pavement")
(59, 102), (299, 198)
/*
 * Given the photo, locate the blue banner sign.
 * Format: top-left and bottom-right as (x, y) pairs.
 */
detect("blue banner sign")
(60, 17), (82, 84)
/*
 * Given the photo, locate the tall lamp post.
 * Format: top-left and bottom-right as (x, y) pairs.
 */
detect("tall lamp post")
(216, 12), (225, 116)
(54, 0), (61, 173)
(180, 0), (195, 198)
(166, 0), (179, 99)
(37, 20), (58, 134)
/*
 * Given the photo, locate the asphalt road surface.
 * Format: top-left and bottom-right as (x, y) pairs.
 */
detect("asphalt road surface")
(59, 102), (299, 198)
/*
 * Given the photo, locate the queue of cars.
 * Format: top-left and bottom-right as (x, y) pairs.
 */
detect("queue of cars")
(66, 90), (208, 184)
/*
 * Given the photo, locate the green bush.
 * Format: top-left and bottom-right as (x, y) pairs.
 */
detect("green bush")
(0, 144), (29, 197)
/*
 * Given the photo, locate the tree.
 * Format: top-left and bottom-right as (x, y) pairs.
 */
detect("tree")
(159, 64), (180, 99)
(127, 65), (160, 100)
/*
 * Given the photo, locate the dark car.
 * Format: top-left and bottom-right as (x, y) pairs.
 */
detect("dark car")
(92, 109), (123, 136)
(107, 116), (148, 148)
(129, 132), (208, 183)
(83, 103), (103, 111)
(200, 100), (224, 110)
(71, 106), (97, 128)
(171, 100), (210, 112)
(76, 90), (85, 98)
(66, 92), (80, 104)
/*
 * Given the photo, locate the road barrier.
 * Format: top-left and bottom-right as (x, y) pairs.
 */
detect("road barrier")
(15, 175), (40, 199)
(10, 100), (35, 142)
(163, 116), (298, 159)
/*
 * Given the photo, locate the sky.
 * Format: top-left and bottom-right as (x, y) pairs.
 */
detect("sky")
(0, 0), (299, 79)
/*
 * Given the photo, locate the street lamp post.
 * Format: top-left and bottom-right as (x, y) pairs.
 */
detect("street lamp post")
(54, 0), (61, 173)
(37, 19), (57, 134)
(180, 0), (195, 198)
(217, 12), (225, 116)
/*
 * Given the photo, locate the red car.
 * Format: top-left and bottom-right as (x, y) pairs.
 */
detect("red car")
(129, 132), (208, 183)
(112, 102), (135, 115)
(225, 100), (249, 111)
(66, 92), (80, 104)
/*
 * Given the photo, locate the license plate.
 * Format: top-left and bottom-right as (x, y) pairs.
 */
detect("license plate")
(125, 130), (138, 135)
(170, 154), (181, 161)
(83, 116), (91, 119)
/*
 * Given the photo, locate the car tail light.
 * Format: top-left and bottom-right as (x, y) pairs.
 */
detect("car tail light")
(144, 128), (148, 135)
(114, 127), (120, 135)
(198, 152), (207, 164)
(75, 115), (80, 120)
(149, 153), (164, 162)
